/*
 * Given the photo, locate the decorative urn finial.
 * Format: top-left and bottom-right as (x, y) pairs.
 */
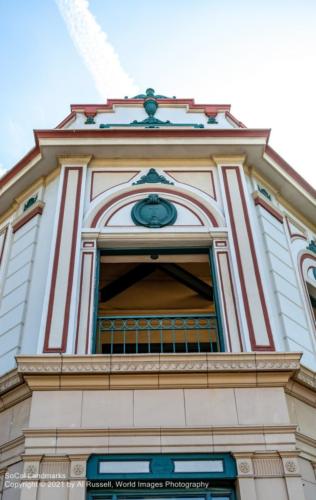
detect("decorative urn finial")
(143, 88), (158, 120)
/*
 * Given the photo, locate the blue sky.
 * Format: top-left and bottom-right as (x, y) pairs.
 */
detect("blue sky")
(1, 0), (316, 187)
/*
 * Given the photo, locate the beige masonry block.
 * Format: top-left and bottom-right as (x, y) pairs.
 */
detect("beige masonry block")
(213, 431), (266, 449)
(108, 446), (161, 454)
(160, 432), (213, 448)
(29, 391), (83, 428)
(287, 396), (316, 440)
(60, 374), (110, 390)
(0, 408), (11, 446)
(298, 457), (316, 484)
(235, 388), (290, 425)
(24, 375), (60, 390)
(255, 478), (288, 500)
(160, 445), (212, 453)
(184, 388), (238, 425)
(109, 374), (159, 389)
(24, 434), (57, 450)
(56, 434), (109, 450)
(9, 399), (31, 440)
(284, 477), (306, 500)
(236, 477), (257, 500)
(159, 373), (208, 388)
(81, 390), (133, 427)
(108, 434), (161, 448)
(207, 372), (257, 387)
(37, 482), (68, 500)
(256, 371), (292, 386)
(134, 389), (185, 427)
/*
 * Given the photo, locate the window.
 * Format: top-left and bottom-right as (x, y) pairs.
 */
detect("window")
(94, 248), (224, 354)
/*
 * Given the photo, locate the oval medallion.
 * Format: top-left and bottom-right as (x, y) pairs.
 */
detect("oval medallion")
(131, 194), (177, 228)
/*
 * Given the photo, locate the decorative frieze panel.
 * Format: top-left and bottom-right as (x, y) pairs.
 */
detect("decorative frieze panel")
(253, 456), (283, 476)
(235, 453), (300, 478)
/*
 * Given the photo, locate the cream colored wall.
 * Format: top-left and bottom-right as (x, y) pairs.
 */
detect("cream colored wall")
(299, 458), (316, 500)
(287, 394), (316, 441)
(1, 460), (23, 500)
(0, 398), (30, 448)
(29, 387), (290, 431)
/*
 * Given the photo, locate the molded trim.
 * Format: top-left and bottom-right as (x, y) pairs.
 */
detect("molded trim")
(222, 166), (275, 351)
(12, 202), (44, 233)
(252, 192), (284, 223)
(43, 167), (83, 352)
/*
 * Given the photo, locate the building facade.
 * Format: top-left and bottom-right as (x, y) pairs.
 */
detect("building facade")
(0, 88), (316, 499)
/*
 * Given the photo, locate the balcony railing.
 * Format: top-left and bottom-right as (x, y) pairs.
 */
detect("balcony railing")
(96, 314), (220, 354)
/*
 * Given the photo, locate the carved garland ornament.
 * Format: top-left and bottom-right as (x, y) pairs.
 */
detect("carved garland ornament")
(17, 357), (301, 374)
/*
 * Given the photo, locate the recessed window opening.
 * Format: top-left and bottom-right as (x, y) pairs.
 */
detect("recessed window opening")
(307, 282), (316, 323)
(95, 249), (223, 354)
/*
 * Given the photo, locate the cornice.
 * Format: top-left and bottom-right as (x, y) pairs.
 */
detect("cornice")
(0, 369), (31, 411)
(294, 365), (316, 389)
(295, 431), (316, 462)
(0, 435), (25, 470)
(17, 352), (301, 372)
(67, 99), (232, 118)
(0, 369), (22, 394)
(286, 365), (316, 408)
(16, 353), (301, 390)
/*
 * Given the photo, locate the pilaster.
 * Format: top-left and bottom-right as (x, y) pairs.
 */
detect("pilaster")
(41, 157), (90, 353)
(215, 158), (275, 351)
(75, 241), (97, 354)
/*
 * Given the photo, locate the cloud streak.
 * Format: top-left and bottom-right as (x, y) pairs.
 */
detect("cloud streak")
(55, 0), (138, 99)
(0, 165), (7, 179)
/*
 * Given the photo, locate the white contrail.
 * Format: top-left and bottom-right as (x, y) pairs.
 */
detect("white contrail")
(55, 0), (138, 99)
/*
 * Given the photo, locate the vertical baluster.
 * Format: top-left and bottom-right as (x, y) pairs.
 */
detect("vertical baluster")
(197, 317), (201, 353)
(110, 320), (114, 354)
(97, 319), (101, 353)
(184, 317), (188, 353)
(160, 318), (163, 353)
(215, 317), (219, 352)
(123, 322), (126, 354)
(135, 320), (138, 354)
(209, 317), (214, 352)
(147, 318), (151, 353)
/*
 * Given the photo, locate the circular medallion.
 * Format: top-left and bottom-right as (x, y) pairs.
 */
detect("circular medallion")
(131, 194), (177, 228)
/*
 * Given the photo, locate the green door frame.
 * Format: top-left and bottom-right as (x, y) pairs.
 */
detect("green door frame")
(87, 453), (236, 499)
